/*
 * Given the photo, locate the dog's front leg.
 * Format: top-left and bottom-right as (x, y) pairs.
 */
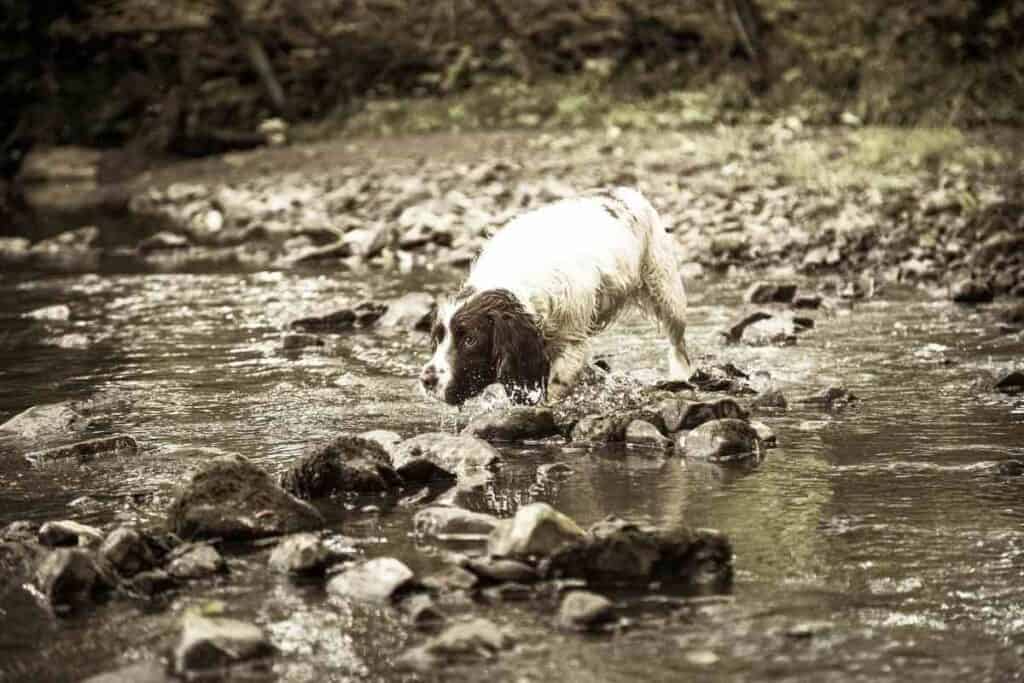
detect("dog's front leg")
(546, 342), (588, 403)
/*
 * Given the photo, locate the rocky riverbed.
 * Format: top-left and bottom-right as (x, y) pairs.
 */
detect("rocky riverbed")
(1, 126), (1023, 682)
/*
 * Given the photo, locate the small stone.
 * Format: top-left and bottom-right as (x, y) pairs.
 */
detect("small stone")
(35, 548), (104, 606)
(462, 557), (539, 584)
(481, 582), (533, 602)
(166, 543), (226, 580)
(413, 507), (500, 539)
(327, 557), (416, 604)
(678, 419), (763, 463)
(487, 502), (585, 558)
(792, 294), (823, 309)
(174, 613), (274, 674)
(98, 527), (158, 576)
(800, 386), (858, 410)
(38, 520), (104, 547)
(748, 420), (777, 447)
(751, 388), (787, 410)
(25, 434), (138, 464)
(280, 333), (325, 351)
(398, 618), (512, 671)
(624, 420), (672, 450)
(951, 278), (994, 304)
(280, 435), (401, 498)
(994, 370), (1024, 394)
(557, 590), (615, 631)
(268, 533), (333, 574)
(461, 407), (559, 442)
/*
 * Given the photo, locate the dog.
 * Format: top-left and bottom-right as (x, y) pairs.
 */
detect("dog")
(420, 187), (692, 406)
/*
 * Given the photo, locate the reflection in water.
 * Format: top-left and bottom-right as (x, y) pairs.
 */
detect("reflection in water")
(0, 269), (1022, 681)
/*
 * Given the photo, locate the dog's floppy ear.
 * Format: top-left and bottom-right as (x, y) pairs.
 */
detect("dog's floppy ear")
(491, 302), (549, 405)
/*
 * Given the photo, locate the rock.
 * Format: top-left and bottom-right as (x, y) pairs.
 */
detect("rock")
(378, 292), (435, 331)
(35, 548), (105, 606)
(0, 402), (88, 441)
(624, 420), (672, 450)
(99, 528), (158, 577)
(745, 282), (797, 304)
(481, 582), (533, 603)
(571, 409), (665, 443)
(996, 459), (1024, 476)
(268, 533), (334, 574)
(487, 502), (586, 559)
(792, 294), (823, 309)
(749, 420), (778, 447)
(678, 419), (763, 462)
(461, 407), (559, 442)
(390, 433), (501, 483)
(174, 613), (274, 674)
(280, 435), (401, 498)
(557, 590), (615, 631)
(462, 557), (539, 584)
(398, 618), (512, 671)
(289, 308), (357, 332)
(994, 370), (1024, 394)
(422, 565), (480, 593)
(413, 506), (500, 538)
(327, 557), (417, 604)
(137, 232), (190, 253)
(280, 333), (325, 351)
(359, 429), (402, 454)
(401, 592), (445, 629)
(800, 386), (858, 410)
(19, 146), (101, 183)
(720, 311), (773, 344)
(739, 315), (799, 346)
(81, 661), (175, 683)
(951, 278), (994, 304)
(751, 388), (788, 410)
(166, 543), (226, 580)
(0, 237), (31, 267)
(29, 226), (102, 270)
(127, 569), (176, 596)
(542, 516), (732, 588)
(169, 454), (324, 540)
(38, 520), (104, 548)
(689, 364), (755, 395)
(659, 398), (748, 432)
(25, 434), (138, 464)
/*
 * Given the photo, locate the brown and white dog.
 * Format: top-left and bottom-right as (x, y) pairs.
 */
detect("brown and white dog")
(420, 187), (692, 406)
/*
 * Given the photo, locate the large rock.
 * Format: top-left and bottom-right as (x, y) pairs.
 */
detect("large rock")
(677, 419), (763, 462)
(744, 282), (798, 304)
(487, 502), (586, 558)
(557, 590), (615, 631)
(398, 618), (513, 672)
(280, 435), (401, 498)
(378, 292), (436, 331)
(542, 516), (732, 588)
(327, 557), (417, 603)
(624, 420), (673, 450)
(25, 434), (138, 464)
(38, 520), (104, 547)
(461, 407), (559, 442)
(390, 433), (501, 483)
(268, 533), (334, 574)
(35, 548), (106, 606)
(174, 613), (275, 675)
(0, 402), (89, 442)
(168, 454), (324, 540)
(413, 506), (500, 538)
(659, 397), (748, 432)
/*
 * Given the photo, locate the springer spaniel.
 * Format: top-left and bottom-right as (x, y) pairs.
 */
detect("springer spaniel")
(420, 187), (692, 405)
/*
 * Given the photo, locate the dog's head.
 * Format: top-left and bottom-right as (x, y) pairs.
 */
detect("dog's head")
(420, 288), (548, 405)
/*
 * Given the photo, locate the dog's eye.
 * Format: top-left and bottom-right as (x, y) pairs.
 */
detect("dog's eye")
(462, 334), (478, 348)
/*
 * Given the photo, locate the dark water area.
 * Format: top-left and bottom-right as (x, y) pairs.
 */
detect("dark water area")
(1, 263), (1023, 682)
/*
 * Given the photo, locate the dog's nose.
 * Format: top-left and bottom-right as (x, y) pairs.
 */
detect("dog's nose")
(420, 365), (439, 390)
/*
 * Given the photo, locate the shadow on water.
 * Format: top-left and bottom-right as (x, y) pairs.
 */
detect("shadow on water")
(1, 263), (1023, 682)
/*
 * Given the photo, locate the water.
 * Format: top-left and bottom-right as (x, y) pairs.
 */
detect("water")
(1, 265), (1022, 682)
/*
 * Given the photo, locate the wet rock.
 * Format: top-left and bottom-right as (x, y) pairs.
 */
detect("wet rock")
(689, 364), (755, 395)
(401, 592), (445, 629)
(280, 435), (401, 498)
(481, 581), (533, 603)
(359, 429), (403, 454)
(745, 282), (797, 304)
(289, 308), (356, 332)
(29, 226), (102, 270)
(749, 420), (778, 447)
(462, 557), (539, 584)
(378, 292), (436, 331)
(26, 434), (138, 464)
(557, 590), (615, 631)
(792, 294), (823, 309)
(751, 388), (788, 410)
(166, 543), (226, 580)
(624, 420), (672, 450)
(126, 569), (176, 596)
(951, 278), (994, 304)
(994, 370), (1024, 395)
(659, 398), (748, 432)
(423, 565), (480, 593)
(0, 402), (89, 441)
(800, 386), (859, 410)
(19, 146), (101, 184)
(268, 533), (334, 575)
(39, 520), (104, 548)
(487, 502), (586, 559)
(390, 433), (500, 483)
(720, 311), (772, 344)
(398, 618), (512, 671)
(174, 613), (275, 675)
(169, 454), (324, 540)
(678, 419), (763, 462)
(571, 409), (665, 443)
(461, 407), (559, 442)
(542, 516), (732, 588)
(137, 232), (190, 253)
(35, 548), (106, 606)
(413, 506), (500, 538)
(81, 661), (175, 683)
(327, 557), (417, 604)
(280, 333), (325, 351)
(739, 315), (799, 346)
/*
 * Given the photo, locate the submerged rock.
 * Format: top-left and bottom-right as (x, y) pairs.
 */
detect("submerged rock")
(487, 502), (586, 559)
(280, 435), (401, 498)
(169, 454), (324, 540)
(398, 618), (513, 671)
(678, 419), (763, 463)
(268, 533), (335, 575)
(461, 407), (559, 442)
(390, 433), (500, 483)
(327, 557), (417, 604)
(800, 386), (859, 410)
(38, 520), (104, 548)
(35, 548), (106, 606)
(413, 506), (500, 538)
(689, 364), (755, 395)
(751, 388), (788, 410)
(81, 661), (174, 683)
(624, 420), (673, 450)
(659, 397), (748, 432)
(557, 590), (615, 631)
(174, 613), (275, 675)
(745, 282), (798, 304)
(994, 370), (1024, 394)
(542, 516), (732, 588)
(25, 434), (138, 464)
